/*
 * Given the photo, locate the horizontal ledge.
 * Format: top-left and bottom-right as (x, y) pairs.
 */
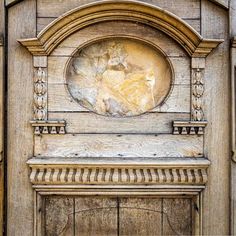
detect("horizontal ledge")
(173, 121), (207, 127)
(30, 120), (66, 134)
(27, 156), (210, 168)
(173, 120), (207, 135)
(34, 186), (205, 194)
(34, 185), (205, 190)
(27, 157), (209, 185)
(30, 120), (66, 126)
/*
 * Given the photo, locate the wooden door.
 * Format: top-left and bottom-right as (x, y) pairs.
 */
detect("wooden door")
(4, 0), (231, 235)
(42, 196), (195, 236)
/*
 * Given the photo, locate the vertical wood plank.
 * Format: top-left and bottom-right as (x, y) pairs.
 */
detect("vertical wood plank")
(0, 38), (3, 236)
(163, 198), (192, 235)
(0, 1), (4, 234)
(201, 1), (230, 235)
(44, 196), (74, 236)
(119, 197), (162, 236)
(37, 0), (200, 19)
(230, 2), (236, 235)
(75, 197), (117, 236)
(0, 0), (4, 36)
(7, 0), (36, 235)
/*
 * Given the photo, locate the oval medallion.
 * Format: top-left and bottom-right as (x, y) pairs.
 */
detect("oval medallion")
(66, 38), (172, 117)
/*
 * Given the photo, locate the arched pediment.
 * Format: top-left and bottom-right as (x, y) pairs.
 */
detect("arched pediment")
(18, 0), (223, 57)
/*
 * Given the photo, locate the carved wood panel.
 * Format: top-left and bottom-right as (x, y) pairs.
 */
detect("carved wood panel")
(16, 1), (225, 235)
(42, 196), (195, 236)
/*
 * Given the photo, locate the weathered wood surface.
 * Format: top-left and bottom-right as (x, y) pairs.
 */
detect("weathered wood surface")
(48, 112), (190, 134)
(47, 20), (190, 113)
(37, 0), (200, 19)
(0, 36), (3, 236)
(50, 21), (188, 58)
(45, 196), (74, 236)
(41, 196), (194, 235)
(48, 84), (190, 113)
(209, 0), (229, 8)
(163, 198), (192, 235)
(231, 2), (236, 234)
(0, 1), (4, 234)
(201, 0), (230, 235)
(7, 0), (36, 235)
(37, 17), (200, 35)
(75, 197), (117, 236)
(119, 197), (162, 235)
(230, 2), (236, 235)
(48, 55), (190, 85)
(34, 134), (203, 158)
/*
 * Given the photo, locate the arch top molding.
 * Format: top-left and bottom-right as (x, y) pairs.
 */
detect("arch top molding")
(18, 0), (223, 57)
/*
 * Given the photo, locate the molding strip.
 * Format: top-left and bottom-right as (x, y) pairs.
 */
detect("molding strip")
(17, 0), (223, 57)
(173, 121), (207, 135)
(27, 157), (210, 186)
(30, 120), (66, 135)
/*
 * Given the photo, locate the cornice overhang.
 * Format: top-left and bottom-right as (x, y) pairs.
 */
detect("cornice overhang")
(27, 157), (210, 186)
(18, 0), (223, 58)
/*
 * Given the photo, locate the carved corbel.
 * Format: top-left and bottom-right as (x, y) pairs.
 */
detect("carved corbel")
(172, 58), (207, 135)
(31, 56), (66, 134)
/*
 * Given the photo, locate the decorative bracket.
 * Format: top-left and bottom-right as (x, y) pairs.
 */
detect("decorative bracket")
(173, 121), (207, 135)
(173, 58), (207, 135)
(32, 56), (66, 135)
(30, 120), (66, 135)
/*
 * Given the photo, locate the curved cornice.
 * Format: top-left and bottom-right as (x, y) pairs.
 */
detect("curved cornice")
(18, 0), (223, 57)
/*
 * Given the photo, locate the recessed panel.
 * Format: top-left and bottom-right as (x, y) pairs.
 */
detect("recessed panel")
(66, 38), (172, 117)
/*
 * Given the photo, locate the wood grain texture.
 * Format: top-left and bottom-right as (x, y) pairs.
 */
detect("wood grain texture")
(0, 1), (4, 234)
(44, 196), (74, 236)
(7, 0), (36, 235)
(50, 21), (188, 58)
(75, 197), (117, 236)
(201, 0), (230, 235)
(47, 84), (190, 113)
(163, 198), (192, 235)
(231, 2), (236, 234)
(231, 57), (236, 235)
(34, 134), (203, 158)
(0, 0), (4, 36)
(0, 40), (3, 236)
(37, 0), (200, 19)
(119, 197), (162, 235)
(37, 17), (200, 34)
(230, 0), (236, 36)
(209, 0), (228, 8)
(47, 55), (190, 85)
(48, 112), (190, 134)
(5, 0), (22, 6)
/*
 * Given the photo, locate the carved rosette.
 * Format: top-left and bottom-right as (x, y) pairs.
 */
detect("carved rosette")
(33, 67), (47, 120)
(192, 68), (204, 121)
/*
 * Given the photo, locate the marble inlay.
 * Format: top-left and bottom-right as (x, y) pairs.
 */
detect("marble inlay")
(67, 39), (172, 117)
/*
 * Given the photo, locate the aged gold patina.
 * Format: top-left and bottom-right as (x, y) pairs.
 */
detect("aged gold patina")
(67, 39), (172, 117)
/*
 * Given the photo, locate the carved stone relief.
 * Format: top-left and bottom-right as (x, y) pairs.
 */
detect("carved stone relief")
(66, 38), (172, 117)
